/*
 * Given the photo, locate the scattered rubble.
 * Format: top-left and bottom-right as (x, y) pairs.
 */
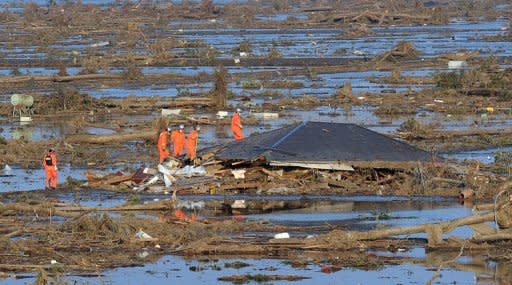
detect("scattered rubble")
(0, 0), (512, 282)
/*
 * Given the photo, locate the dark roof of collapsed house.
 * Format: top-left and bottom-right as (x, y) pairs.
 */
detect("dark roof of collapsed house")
(216, 122), (432, 168)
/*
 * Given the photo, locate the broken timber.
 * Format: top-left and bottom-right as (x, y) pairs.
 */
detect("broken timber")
(330, 199), (512, 248)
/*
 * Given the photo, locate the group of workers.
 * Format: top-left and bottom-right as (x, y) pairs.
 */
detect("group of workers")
(41, 109), (244, 190)
(158, 124), (201, 163)
(158, 108), (244, 163)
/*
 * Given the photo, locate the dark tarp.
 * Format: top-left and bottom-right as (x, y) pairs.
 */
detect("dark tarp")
(216, 122), (432, 165)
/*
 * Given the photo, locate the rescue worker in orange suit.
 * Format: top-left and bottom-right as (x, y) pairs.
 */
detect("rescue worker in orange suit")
(185, 126), (200, 162)
(42, 148), (58, 190)
(157, 127), (171, 162)
(170, 124), (186, 158)
(231, 108), (244, 141)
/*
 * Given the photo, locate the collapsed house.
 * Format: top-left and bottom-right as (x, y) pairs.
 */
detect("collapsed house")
(215, 121), (433, 170)
(85, 121), (435, 194)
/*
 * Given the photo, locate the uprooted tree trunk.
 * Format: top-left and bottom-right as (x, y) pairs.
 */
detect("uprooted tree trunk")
(324, 196), (512, 248)
(210, 65), (229, 109)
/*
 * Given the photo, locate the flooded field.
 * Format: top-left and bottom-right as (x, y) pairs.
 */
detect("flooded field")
(0, 194), (505, 284)
(1, 0), (512, 284)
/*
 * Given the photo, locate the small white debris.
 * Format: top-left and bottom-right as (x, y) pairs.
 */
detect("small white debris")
(137, 251), (149, 259)
(448, 60), (467, 69)
(274, 232), (290, 239)
(1, 164), (12, 176)
(231, 169), (246, 179)
(135, 229), (153, 240)
(352, 49), (365, 56)
(161, 108), (182, 117)
(216, 111), (229, 119)
(50, 260), (58, 265)
(231, 200), (246, 209)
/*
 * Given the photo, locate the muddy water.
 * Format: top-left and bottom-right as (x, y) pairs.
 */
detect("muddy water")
(173, 20), (512, 58)
(1, 11), (512, 285)
(443, 146), (512, 164)
(0, 255), (489, 285)
(1, 164), (89, 192)
(243, 196), (474, 238)
(0, 194), (503, 284)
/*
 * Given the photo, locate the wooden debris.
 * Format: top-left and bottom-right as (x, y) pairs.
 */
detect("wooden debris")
(220, 182), (260, 191)
(322, 198), (512, 247)
(470, 223), (497, 236)
(375, 41), (420, 63)
(85, 171), (133, 187)
(0, 73), (123, 84)
(66, 130), (154, 144)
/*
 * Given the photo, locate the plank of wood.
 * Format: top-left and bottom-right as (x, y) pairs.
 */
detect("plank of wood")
(66, 130), (154, 144)
(220, 182), (259, 191)
(471, 233), (512, 242)
(470, 223), (497, 236)
(88, 174), (133, 187)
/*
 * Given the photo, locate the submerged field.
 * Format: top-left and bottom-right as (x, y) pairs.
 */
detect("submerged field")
(1, 0), (512, 284)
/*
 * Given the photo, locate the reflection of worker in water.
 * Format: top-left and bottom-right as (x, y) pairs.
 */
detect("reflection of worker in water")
(42, 148), (58, 190)
(157, 127), (171, 162)
(231, 108), (244, 141)
(185, 126), (200, 161)
(170, 124), (186, 158)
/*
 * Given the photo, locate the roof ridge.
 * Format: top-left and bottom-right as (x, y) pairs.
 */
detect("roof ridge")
(270, 122), (305, 149)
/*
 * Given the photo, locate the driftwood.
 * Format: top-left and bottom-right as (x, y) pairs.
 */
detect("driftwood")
(65, 130), (154, 144)
(55, 200), (173, 212)
(0, 73), (123, 84)
(157, 97), (214, 108)
(0, 264), (86, 271)
(461, 88), (509, 97)
(337, 196), (512, 247)
(0, 203), (77, 218)
(349, 212), (495, 242)
(0, 201), (174, 220)
(329, 11), (431, 24)
(85, 171), (133, 187)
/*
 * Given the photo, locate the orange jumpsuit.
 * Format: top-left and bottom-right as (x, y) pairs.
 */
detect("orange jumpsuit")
(157, 131), (170, 162)
(170, 130), (186, 157)
(42, 152), (58, 189)
(185, 130), (199, 160)
(231, 112), (244, 141)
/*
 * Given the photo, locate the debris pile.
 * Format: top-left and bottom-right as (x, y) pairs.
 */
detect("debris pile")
(374, 41), (420, 62)
(343, 23), (374, 37)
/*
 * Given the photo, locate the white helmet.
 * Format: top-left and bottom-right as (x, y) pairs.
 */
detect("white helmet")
(179, 124), (184, 129)
(236, 108), (241, 113)
(195, 126), (201, 131)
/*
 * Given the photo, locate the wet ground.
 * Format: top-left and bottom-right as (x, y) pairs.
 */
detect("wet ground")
(1, 1), (512, 284)
(0, 192), (503, 284)
(0, 255), (492, 285)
